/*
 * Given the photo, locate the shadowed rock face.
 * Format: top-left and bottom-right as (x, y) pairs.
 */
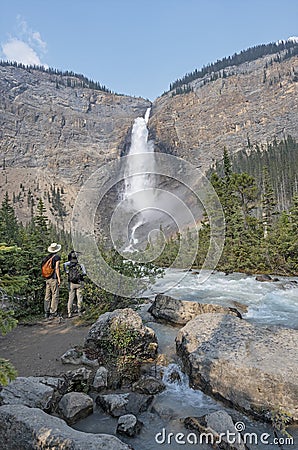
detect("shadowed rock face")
(176, 313), (298, 421)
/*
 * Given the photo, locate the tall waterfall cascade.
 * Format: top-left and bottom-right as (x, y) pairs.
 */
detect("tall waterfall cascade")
(123, 107), (156, 251)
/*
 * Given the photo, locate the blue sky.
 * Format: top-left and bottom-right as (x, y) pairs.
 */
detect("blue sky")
(1, 0), (297, 100)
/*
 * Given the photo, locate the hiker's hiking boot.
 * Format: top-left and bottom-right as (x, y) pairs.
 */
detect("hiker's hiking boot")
(47, 312), (58, 320)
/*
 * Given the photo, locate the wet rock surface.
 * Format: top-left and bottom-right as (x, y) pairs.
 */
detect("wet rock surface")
(117, 414), (143, 437)
(96, 392), (154, 418)
(149, 294), (242, 325)
(185, 410), (247, 450)
(132, 375), (166, 395)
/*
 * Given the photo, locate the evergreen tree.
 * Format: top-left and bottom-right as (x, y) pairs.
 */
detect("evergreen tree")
(261, 166), (277, 238)
(0, 192), (20, 245)
(32, 198), (50, 251)
(0, 243), (28, 386)
(223, 147), (232, 181)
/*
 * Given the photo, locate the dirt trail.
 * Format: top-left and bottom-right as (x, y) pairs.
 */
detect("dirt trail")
(0, 317), (90, 377)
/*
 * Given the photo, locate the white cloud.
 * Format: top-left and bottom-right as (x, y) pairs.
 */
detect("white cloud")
(2, 38), (42, 66)
(31, 31), (47, 50)
(1, 16), (48, 67)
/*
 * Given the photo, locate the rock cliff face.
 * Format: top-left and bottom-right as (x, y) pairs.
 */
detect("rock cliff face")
(150, 51), (298, 172)
(1, 47), (298, 226)
(0, 65), (150, 225)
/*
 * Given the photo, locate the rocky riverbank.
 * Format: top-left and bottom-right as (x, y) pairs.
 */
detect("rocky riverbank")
(0, 296), (297, 449)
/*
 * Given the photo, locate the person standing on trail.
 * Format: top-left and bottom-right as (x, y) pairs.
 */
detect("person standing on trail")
(63, 250), (86, 318)
(42, 242), (62, 319)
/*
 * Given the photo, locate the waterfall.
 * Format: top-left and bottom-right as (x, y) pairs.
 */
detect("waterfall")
(123, 107), (155, 251)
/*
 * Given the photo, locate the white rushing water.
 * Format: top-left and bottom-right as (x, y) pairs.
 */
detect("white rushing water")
(123, 107), (155, 250)
(124, 107), (154, 203)
(146, 270), (298, 329)
(74, 273), (298, 448)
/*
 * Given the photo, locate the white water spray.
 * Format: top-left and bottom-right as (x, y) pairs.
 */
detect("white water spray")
(123, 107), (155, 250)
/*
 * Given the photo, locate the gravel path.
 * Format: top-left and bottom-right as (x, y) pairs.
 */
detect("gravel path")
(0, 317), (90, 377)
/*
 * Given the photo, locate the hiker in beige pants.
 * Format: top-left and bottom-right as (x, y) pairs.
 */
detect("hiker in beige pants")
(44, 278), (60, 315)
(64, 250), (86, 318)
(43, 243), (61, 318)
(68, 282), (83, 317)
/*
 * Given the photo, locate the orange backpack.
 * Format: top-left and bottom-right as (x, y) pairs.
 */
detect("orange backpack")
(41, 255), (55, 279)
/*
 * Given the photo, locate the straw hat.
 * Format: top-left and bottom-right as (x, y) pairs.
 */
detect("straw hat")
(48, 242), (62, 253)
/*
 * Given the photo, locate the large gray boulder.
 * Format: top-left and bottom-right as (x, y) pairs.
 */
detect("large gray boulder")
(85, 308), (158, 360)
(0, 376), (66, 412)
(132, 375), (166, 395)
(0, 405), (132, 449)
(96, 392), (154, 417)
(149, 294), (242, 325)
(84, 308), (158, 387)
(176, 313), (298, 421)
(58, 392), (93, 424)
(185, 411), (247, 450)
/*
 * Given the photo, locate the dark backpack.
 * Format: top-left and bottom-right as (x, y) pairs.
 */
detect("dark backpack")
(68, 262), (83, 284)
(41, 255), (55, 279)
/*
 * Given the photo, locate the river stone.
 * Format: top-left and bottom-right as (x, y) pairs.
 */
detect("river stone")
(61, 348), (99, 367)
(58, 392), (93, 424)
(149, 294), (242, 325)
(0, 377), (59, 411)
(84, 308), (158, 361)
(117, 414), (143, 437)
(185, 410), (246, 450)
(93, 366), (108, 391)
(61, 348), (84, 364)
(132, 375), (166, 395)
(0, 404), (132, 449)
(65, 367), (93, 383)
(255, 274), (279, 282)
(96, 392), (154, 417)
(176, 313), (298, 421)
(231, 301), (248, 314)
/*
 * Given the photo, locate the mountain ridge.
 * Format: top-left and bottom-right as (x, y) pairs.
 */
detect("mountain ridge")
(1, 39), (298, 227)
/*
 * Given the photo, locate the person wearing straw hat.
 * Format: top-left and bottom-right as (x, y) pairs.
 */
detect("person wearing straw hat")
(43, 242), (62, 319)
